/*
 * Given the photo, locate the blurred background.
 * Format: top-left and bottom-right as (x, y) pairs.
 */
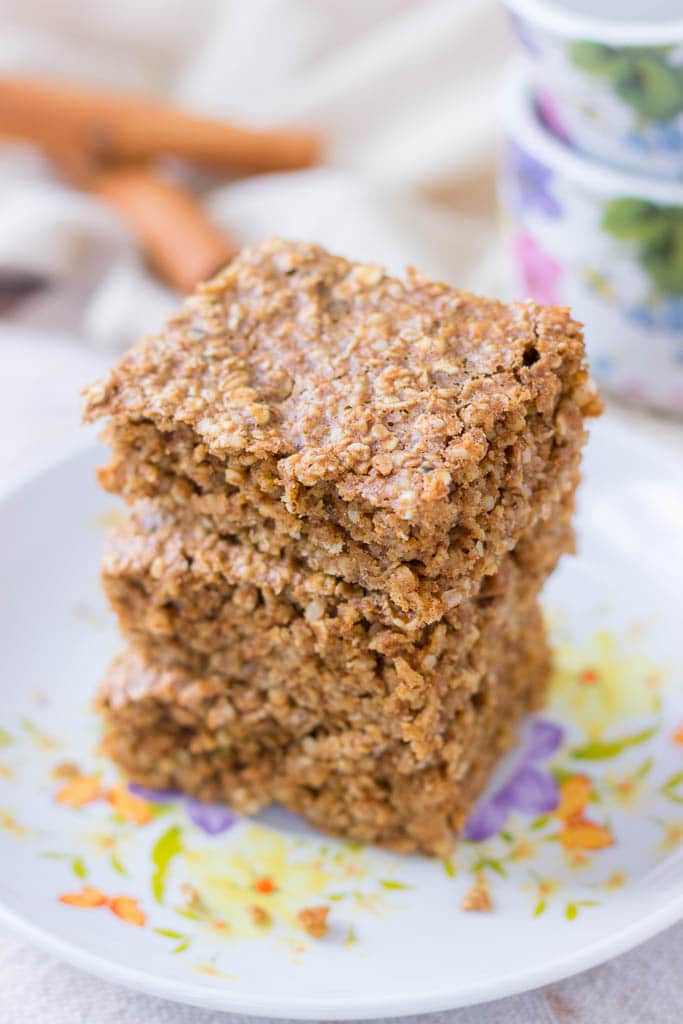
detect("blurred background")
(0, 0), (682, 485)
(0, 0), (512, 483)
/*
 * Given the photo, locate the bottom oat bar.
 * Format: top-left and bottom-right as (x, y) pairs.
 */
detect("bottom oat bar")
(99, 596), (550, 857)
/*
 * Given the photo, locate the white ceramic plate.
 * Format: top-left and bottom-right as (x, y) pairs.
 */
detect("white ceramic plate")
(0, 415), (682, 1019)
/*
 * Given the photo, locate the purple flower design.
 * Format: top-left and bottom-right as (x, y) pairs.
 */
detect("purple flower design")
(463, 719), (563, 842)
(515, 232), (562, 305)
(129, 783), (236, 836)
(505, 141), (562, 219)
(537, 91), (573, 146)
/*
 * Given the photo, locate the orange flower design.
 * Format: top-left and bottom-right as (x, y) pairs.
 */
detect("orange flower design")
(107, 785), (152, 825)
(59, 886), (146, 926)
(60, 885), (107, 908)
(109, 895), (146, 926)
(554, 774), (613, 852)
(55, 773), (103, 808)
(54, 770), (152, 827)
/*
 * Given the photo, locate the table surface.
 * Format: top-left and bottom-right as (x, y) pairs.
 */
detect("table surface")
(2, 328), (683, 1024)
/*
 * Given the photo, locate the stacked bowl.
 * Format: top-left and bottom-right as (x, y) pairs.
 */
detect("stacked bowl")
(501, 0), (683, 412)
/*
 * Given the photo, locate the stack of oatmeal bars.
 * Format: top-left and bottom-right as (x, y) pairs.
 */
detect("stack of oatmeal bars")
(83, 239), (600, 855)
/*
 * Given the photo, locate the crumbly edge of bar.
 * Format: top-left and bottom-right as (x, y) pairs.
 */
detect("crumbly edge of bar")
(83, 239), (601, 530)
(96, 412), (582, 624)
(103, 535), (550, 764)
(98, 606), (551, 856)
(101, 488), (575, 641)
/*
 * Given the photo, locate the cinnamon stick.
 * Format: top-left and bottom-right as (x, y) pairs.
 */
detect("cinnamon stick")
(90, 168), (237, 292)
(0, 76), (321, 174)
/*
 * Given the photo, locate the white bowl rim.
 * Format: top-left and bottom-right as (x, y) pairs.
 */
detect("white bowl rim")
(504, 0), (683, 47)
(505, 62), (683, 203)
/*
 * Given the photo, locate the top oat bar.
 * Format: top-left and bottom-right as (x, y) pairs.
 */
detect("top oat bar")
(84, 239), (600, 624)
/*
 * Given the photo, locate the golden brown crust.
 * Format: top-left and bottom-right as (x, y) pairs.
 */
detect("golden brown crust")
(98, 604), (550, 856)
(83, 237), (598, 517)
(85, 238), (600, 856)
(100, 498), (570, 767)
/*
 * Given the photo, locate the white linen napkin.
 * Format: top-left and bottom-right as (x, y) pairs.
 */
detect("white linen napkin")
(0, 0), (509, 350)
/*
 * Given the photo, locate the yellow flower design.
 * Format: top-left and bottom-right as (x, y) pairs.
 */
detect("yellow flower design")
(549, 631), (661, 739)
(183, 826), (357, 939)
(508, 840), (535, 862)
(658, 821), (683, 854)
(0, 810), (26, 836)
(604, 762), (651, 808)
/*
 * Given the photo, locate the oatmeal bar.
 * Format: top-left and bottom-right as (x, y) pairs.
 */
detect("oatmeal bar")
(100, 497), (572, 765)
(85, 237), (600, 855)
(84, 239), (599, 624)
(99, 602), (550, 856)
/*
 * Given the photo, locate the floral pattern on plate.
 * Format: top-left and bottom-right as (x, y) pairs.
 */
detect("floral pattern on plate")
(0, 618), (681, 974)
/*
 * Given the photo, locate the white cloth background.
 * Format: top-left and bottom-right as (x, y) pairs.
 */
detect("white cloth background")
(1, 1), (683, 1020)
(0, 0), (509, 350)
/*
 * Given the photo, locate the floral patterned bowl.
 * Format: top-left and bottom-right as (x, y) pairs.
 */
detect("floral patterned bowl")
(501, 64), (683, 413)
(504, 0), (683, 180)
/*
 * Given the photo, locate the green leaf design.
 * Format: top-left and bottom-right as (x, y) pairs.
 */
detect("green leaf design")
(570, 42), (683, 121)
(154, 928), (190, 954)
(635, 757), (654, 780)
(149, 804), (172, 820)
(0, 728), (12, 749)
(602, 199), (670, 243)
(471, 856), (507, 878)
(343, 925), (358, 948)
(379, 879), (410, 890)
(551, 767), (576, 785)
(570, 41), (621, 75)
(71, 857), (87, 879)
(175, 908), (203, 922)
(442, 858), (456, 878)
(111, 853), (127, 876)
(604, 198), (683, 296)
(643, 229), (683, 295)
(615, 56), (683, 121)
(571, 726), (657, 760)
(534, 899), (546, 917)
(151, 825), (182, 903)
(20, 718), (55, 748)
(565, 899), (599, 921)
(661, 770), (683, 804)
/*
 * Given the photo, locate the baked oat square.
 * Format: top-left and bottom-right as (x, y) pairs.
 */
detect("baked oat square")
(85, 238), (600, 855)
(84, 238), (600, 625)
